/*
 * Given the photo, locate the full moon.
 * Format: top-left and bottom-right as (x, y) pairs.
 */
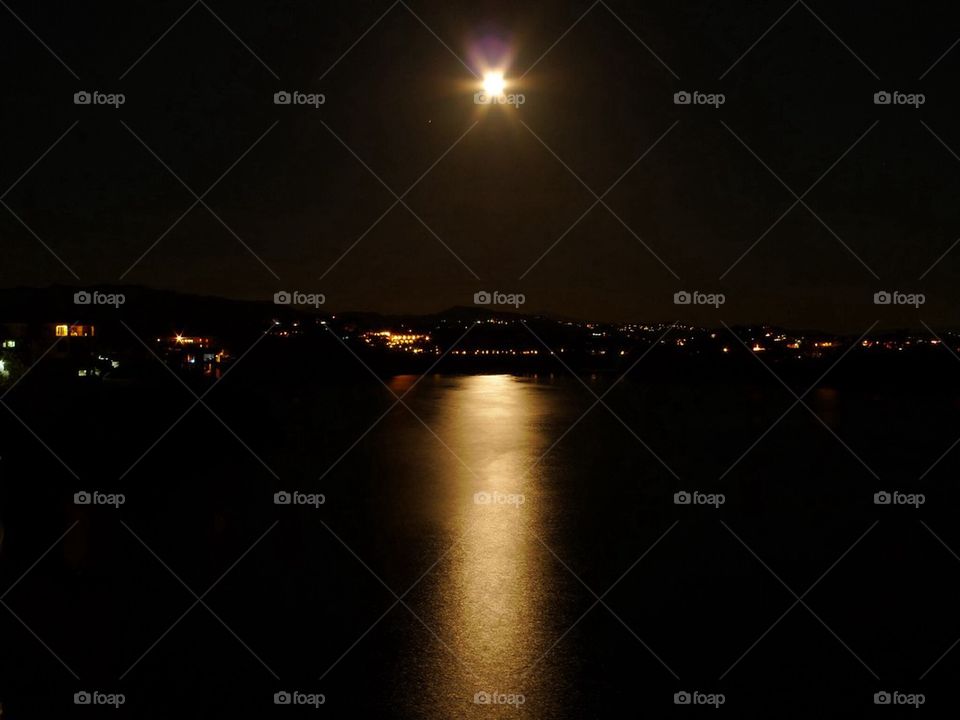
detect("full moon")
(482, 71), (506, 97)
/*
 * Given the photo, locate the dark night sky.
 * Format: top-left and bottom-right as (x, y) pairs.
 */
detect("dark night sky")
(2, 0), (960, 330)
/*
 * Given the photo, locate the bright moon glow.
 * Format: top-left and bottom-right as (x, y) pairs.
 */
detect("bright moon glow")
(483, 72), (505, 97)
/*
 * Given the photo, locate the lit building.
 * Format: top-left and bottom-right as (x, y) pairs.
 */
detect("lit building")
(54, 324), (95, 337)
(361, 330), (433, 353)
(156, 334), (228, 370)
